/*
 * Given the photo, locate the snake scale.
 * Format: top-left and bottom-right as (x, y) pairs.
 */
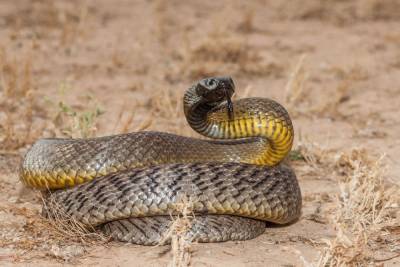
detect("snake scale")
(20, 77), (302, 245)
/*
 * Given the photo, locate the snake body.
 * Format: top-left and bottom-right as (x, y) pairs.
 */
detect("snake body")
(20, 77), (302, 245)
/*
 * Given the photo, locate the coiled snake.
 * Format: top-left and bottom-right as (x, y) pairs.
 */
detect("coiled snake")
(20, 77), (302, 245)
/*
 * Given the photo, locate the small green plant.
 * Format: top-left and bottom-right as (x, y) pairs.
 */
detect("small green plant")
(50, 81), (105, 138)
(288, 149), (306, 161)
(55, 99), (104, 138)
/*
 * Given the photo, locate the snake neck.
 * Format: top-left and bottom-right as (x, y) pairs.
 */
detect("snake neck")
(184, 87), (294, 166)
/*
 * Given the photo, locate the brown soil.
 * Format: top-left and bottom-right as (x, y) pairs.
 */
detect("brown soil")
(1, 1), (399, 266)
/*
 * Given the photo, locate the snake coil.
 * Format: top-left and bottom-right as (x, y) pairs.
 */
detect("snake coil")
(20, 77), (301, 245)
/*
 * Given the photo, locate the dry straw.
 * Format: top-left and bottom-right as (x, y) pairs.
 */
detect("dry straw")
(284, 54), (308, 113)
(316, 149), (400, 266)
(158, 195), (195, 267)
(40, 192), (107, 245)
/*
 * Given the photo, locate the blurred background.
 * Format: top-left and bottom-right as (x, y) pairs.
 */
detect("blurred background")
(1, 0), (399, 144)
(0, 0), (399, 266)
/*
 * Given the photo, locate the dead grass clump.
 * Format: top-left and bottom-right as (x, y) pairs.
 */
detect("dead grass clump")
(159, 195), (194, 267)
(41, 192), (105, 245)
(292, 139), (329, 170)
(6, 1), (77, 29)
(0, 195), (105, 263)
(0, 47), (46, 152)
(289, 136), (333, 183)
(276, 0), (400, 25)
(317, 149), (400, 266)
(355, 0), (400, 21)
(5, 0), (91, 45)
(179, 32), (284, 80)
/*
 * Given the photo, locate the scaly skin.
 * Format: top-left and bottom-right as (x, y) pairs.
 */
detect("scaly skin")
(44, 163), (301, 245)
(20, 76), (301, 244)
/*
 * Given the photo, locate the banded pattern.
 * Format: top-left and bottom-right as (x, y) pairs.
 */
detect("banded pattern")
(184, 95), (294, 166)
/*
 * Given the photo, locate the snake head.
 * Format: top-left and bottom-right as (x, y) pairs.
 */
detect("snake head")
(195, 76), (235, 120)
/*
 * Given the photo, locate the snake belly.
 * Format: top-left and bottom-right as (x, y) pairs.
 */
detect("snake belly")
(20, 77), (302, 244)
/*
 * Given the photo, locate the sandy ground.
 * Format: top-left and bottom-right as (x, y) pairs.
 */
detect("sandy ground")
(0, 1), (400, 266)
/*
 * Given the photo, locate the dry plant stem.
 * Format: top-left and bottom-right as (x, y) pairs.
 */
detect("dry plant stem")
(158, 196), (194, 267)
(284, 54), (308, 110)
(112, 103), (129, 134)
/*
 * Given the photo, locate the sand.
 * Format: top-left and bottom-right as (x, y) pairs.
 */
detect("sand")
(0, 1), (399, 266)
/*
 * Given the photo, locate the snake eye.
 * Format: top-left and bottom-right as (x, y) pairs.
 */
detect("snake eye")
(202, 78), (219, 90)
(205, 78), (217, 88)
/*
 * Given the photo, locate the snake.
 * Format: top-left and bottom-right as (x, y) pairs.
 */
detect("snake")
(20, 76), (302, 245)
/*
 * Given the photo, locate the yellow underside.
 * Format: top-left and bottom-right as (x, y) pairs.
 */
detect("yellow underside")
(21, 103), (293, 190)
(214, 115), (293, 166)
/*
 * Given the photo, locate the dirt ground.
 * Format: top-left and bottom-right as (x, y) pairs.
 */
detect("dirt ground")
(1, 0), (400, 266)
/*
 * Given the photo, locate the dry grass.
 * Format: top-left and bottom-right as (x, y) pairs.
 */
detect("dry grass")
(41, 192), (106, 245)
(284, 59), (370, 120)
(111, 102), (152, 134)
(314, 65), (369, 119)
(153, 0), (176, 47)
(159, 196), (195, 267)
(0, 193), (106, 263)
(177, 30), (284, 80)
(284, 54), (309, 114)
(0, 0), (399, 266)
(39, 81), (106, 139)
(0, 46), (46, 151)
(315, 149), (400, 266)
(148, 87), (194, 137)
(6, 0), (91, 46)
(290, 138), (330, 174)
(0, 43), (104, 262)
(276, 0), (400, 25)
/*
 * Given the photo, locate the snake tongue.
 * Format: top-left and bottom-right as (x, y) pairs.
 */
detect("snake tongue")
(225, 89), (234, 120)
